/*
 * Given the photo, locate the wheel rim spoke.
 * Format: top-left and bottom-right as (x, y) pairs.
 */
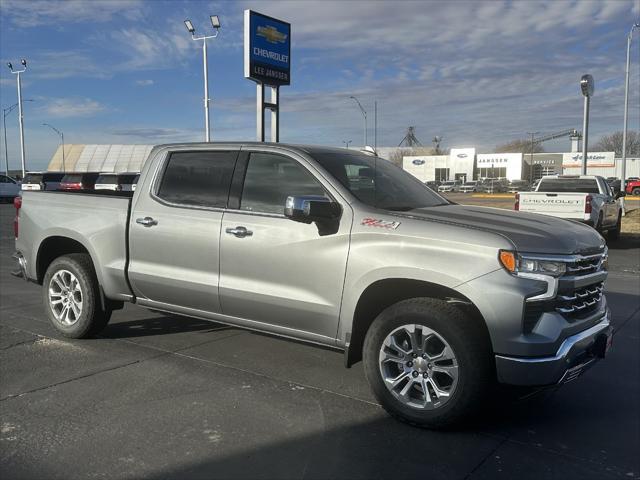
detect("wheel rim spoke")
(379, 323), (459, 411)
(49, 269), (83, 326)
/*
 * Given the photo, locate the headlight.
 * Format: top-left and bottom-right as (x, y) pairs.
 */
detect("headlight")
(499, 250), (566, 277)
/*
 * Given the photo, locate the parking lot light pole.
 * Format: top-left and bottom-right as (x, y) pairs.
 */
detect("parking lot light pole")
(349, 96), (367, 147)
(621, 23), (639, 187)
(2, 99), (33, 177)
(184, 16), (220, 142)
(342, 140), (352, 149)
(6, 59), (27, 178)
(580, 74), (594, 175)
(42, 123), (66, 172)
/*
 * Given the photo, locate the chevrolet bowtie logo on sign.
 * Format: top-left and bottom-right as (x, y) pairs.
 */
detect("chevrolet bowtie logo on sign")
(256, 25), (288, 44)
(244, 10), (291, 86)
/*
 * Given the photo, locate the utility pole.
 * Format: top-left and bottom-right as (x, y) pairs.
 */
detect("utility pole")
(621, 23), (639, 188)
(527, 131), (539, 182)
(580, 74), (594, 175)
(349, 96), (367, 147)
(42, 123), (66, 172)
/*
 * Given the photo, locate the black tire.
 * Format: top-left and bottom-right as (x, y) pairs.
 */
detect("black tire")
(632, 188), (640, 196)
(363, 298), (494, 429)
(595, 212), (603, 233)
(42, 253), (111, 338)
(608, 211), (622, 241)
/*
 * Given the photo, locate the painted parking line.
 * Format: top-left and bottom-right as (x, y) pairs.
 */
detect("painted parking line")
(470, 194), (640, 200)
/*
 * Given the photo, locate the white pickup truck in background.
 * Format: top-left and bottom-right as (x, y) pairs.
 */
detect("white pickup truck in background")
(515, 175), (624, 239)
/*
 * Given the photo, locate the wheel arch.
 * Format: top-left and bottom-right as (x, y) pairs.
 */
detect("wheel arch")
(344, 278), (491, 368)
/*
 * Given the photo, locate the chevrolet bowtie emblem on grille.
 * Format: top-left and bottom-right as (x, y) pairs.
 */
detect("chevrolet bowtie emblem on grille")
(257, 25), (288, 44)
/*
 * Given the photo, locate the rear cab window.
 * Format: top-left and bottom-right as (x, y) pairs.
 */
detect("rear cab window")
(156, 151), (238, 208)
(23, 173), (43, 184)
(537, 178), (600, 194)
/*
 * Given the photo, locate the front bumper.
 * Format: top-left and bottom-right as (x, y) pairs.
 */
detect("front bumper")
(495, 310), (612, 386)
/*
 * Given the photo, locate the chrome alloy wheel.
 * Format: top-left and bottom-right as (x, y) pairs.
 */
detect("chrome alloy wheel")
(48, 269), (83, 326)
(379, 324), (459, 410)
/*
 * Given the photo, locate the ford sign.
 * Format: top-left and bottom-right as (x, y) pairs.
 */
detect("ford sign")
(412, 159), (426, 165)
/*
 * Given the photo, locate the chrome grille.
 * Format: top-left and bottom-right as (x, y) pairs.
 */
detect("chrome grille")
(556, 282), (604, 315)
(565, 254), (605, 276)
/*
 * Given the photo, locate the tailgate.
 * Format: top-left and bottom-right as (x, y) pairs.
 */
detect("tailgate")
(518, 192), (586, 216)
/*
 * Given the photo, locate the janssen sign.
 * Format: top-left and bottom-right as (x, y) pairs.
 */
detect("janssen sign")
(562, 152), (615, 168)
(244, 10), (291, 86)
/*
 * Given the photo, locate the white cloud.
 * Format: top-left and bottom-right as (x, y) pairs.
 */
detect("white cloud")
(2, 0), (144, 27)
(135, 79), (154, 86)
(42, 98), (106, 118)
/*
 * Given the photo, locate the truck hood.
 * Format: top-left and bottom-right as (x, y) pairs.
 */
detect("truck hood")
(393, 204), (605, 255)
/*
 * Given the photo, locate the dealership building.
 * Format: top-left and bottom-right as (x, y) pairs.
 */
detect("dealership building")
(403, 150), (640, 183)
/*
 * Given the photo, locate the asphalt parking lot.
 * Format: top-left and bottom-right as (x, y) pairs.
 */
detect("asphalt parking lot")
(0, 202), (638, 480)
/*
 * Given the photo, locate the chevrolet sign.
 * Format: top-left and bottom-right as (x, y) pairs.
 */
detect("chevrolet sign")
(412, 159), (426, 165)
(244, 10), (291, 86)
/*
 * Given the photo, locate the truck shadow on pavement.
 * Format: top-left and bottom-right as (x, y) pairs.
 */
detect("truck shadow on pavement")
(100, 314), (231, 339)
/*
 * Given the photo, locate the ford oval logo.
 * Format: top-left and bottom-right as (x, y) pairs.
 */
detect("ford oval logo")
(412, 159), (425, 165)
(457, 153), (468, 158)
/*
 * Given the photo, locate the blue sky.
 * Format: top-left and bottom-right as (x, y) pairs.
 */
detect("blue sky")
(1, 0), (639, 171)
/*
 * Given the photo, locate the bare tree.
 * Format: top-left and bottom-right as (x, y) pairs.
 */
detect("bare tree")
(495, 139), (545, 154)
(593, 131), (640, 156)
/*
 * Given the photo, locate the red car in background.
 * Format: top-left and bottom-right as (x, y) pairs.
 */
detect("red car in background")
(625, 179), (640, 196)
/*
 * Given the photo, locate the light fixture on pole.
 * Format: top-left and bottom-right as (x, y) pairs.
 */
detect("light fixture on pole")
(349, 96), (367, 147)
(2, 100), (33, 176)
(580, 74), (594, 175)
(184, 16), (220, 142)
(621, 23), (639, 190)
(342, 140), (352, 149)
(42, 123), (66, 172)
(6, 59), (27, 178)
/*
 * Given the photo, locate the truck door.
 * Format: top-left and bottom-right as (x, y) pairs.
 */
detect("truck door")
(128, 149), (239, 313)
(218, 150), (352, 339)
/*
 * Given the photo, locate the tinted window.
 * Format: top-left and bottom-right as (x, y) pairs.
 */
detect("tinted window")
(23, 173), (43, 183)
(240, 153), (326, 214)
(312, 151), (448, 211)
(157, 151), (236, 208)
(96, 174), (118, 184)
(537, 178), (600, 193)
(43, 173), (65, 181)
(62, 174), (83, 183)
(119, 174), (138, 184)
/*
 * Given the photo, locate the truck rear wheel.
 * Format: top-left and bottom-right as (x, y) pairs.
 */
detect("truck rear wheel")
(608, 211), (622, 241)
(363, 298), (493, 429)
(42, 254), (111, 338)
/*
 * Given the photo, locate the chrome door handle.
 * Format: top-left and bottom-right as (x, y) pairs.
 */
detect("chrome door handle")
(225, 226), (253, 238)
(136, 217), (158, 227)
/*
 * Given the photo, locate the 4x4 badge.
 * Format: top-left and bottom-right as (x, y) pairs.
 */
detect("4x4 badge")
(361, 218), (401, 229)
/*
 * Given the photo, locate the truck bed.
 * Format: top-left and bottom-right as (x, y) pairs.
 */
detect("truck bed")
(16, 191), (134, 301)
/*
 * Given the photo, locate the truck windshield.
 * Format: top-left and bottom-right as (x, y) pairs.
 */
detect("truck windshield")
(537, 178), (600, 193)
(311, 151), (449, 211)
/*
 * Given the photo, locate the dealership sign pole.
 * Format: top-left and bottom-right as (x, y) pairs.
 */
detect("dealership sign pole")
(580, 74), (594, 175)
(244, 10), (291, 142)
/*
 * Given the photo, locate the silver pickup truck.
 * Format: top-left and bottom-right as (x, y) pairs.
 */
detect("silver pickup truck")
(13, 143), (612, 428)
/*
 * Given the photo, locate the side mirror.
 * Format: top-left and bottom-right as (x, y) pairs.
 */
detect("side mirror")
(615, 191), (625, 199)
(284, 195), (341, 224)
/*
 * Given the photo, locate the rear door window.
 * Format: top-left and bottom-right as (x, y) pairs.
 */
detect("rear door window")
(537, 178), (600, 193)
(156, 151), (237, 208)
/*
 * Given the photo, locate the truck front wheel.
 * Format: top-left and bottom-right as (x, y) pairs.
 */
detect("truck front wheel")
(42, 254), (111, 338)
(363, 298), (493, 428)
